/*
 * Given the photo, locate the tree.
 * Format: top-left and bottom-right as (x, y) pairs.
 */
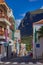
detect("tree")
(37, 26), (43, 39)
(35, 28), (37, 43)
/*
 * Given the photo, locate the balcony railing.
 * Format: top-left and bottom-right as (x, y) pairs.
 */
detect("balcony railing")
(0, 14), (10, 23)
(0, 14), (14, 30)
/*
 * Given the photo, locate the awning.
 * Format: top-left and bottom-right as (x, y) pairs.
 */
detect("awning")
(0, 41), (9, 46)
(4, 42), (9, 47)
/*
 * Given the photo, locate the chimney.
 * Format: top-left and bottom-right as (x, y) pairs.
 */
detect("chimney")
(0, 0), (4, 3)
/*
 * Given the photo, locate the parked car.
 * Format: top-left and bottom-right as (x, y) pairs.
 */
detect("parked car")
(28, 50), (33, 57)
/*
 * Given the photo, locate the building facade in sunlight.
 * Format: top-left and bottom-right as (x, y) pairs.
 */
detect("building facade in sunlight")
(0, 0), (15, 59)
(33, 19), (43, 59)
(14, 30), (21, 55)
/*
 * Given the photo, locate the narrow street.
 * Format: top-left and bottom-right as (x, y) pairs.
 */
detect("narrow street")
(1, 56), (43, 65)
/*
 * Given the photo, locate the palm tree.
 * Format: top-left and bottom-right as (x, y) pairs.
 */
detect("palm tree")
(37, 26), (43, 39)
(37, 26), (43, 58)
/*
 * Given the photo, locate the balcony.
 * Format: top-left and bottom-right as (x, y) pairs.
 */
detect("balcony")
(0, 14), (11, 26)
(0, 36), (5, 39)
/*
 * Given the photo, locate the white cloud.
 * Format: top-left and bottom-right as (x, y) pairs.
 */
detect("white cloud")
(16, 19), (21, 28)
(29, 0), (37, 2)
(16, 19), (21, 25)
(20, 13), (25, 17)
(40, 6), (43, 9)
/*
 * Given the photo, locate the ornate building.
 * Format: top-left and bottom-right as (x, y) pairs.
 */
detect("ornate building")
(0, 0), (15, 59)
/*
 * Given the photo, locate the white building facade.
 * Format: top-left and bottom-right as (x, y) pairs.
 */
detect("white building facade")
(33, 19), (43, 59)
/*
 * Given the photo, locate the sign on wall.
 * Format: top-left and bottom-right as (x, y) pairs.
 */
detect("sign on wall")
(36, 44), (40, 48)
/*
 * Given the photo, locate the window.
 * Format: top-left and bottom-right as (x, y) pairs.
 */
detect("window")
(0, 9), (4, 16)
(0, 9), (2, 17)
(0, 26), (4, 35)
(0, 9), (2, 13)
(0, 9), (2, 14)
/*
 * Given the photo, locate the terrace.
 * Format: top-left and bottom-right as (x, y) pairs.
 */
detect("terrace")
(0, 14), (11, 26)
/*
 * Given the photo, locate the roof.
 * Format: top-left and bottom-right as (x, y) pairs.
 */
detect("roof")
(0, 0), (4, 3)
(33, 19), (43, 25)
(15, 30), (20, 33)
(0, 0), (10, 10)
(30, 9), (43, 15)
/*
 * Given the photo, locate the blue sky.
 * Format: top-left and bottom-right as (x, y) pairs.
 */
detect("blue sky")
(5, 0), (43, 27)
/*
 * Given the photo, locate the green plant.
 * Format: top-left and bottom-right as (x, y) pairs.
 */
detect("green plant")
(37, 26), (43, 39)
